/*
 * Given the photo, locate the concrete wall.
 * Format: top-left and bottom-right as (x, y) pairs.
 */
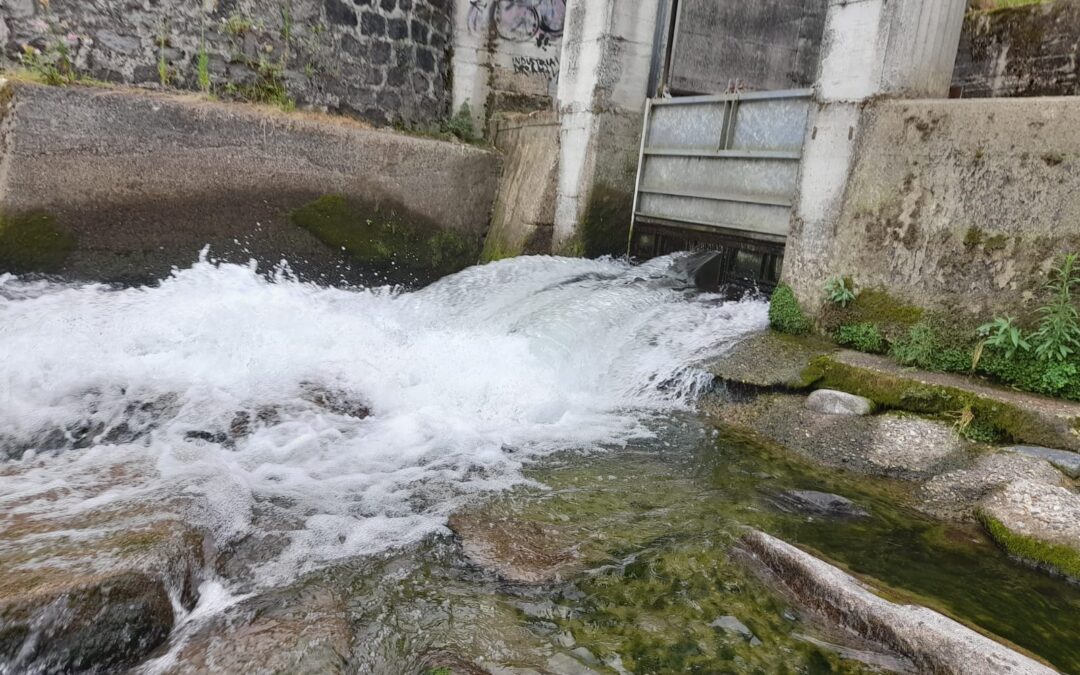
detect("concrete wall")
(0, 0), (453, 127)
(481, 112), (560, 260)
(669, 0), (828, 94)
(953, 0), (1080, 98)
(452, 0), (565, 127)
(0, 81), (500, 284)
(790, 97), (1080, 319)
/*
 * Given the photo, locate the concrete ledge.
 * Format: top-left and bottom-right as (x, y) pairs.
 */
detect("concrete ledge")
(0, 81), (501, 284)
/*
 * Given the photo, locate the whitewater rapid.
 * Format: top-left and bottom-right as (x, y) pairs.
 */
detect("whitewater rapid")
(0, 254), (767, 586)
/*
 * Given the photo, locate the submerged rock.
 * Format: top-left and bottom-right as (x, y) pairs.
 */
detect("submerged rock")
(805, 389), (873, 416)
(447, 512), (581, 585)
(741, 530), (1057, 674)
(764, 489), (869, 519)
(710, 615), (763, 645)
(1007, 445), (1080, 479)
(978, 479), (1080, 581)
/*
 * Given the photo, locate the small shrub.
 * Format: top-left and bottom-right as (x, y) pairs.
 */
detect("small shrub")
(196, 46), (211, 93)
(443, 103), (479, 143)
(769, 284), (810, 335)
(19, 40), (75, 86)
(891, 321), (937, 367)
(824, 276), (856, 307)
(835, 323), (886, 353)
(1030, 253), (1080, 362)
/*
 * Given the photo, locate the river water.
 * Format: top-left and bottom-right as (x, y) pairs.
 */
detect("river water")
(1, 254), (1077, 674)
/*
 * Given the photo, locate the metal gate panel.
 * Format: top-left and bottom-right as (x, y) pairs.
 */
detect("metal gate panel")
(631, 89), (812, 245)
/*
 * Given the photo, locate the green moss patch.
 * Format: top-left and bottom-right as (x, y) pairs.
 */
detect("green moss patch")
(820, 288), (923, 342)
(769, 284), (811, 335)
(0, 211), (76, 273)
(290, 195), (479, 281)
(578, 183), (632, 258)
(801, 355), (1066, 446)
(979, 514), (1080, 581)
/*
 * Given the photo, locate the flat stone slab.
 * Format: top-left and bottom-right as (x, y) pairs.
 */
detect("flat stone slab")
(742, 530), (1057, 674)
(805, 389), (873, 416)
(707, 393), (969, 480)
(979, 479), (1080, 579)
(1008, 446), (1080, 479)
(920, 452), (1067, 521)
(707, 332), (834, 390)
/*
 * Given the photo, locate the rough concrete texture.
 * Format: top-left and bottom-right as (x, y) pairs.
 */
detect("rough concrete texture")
(0, 80), (500, 283)
(707, 331), (834, 390)
(919, 452), (1067, 521)
(979, 478), (1080, 568)
(742, 530), (1057, 675)
(707, 393), (970, 481)
(482, 111), (559, 260)
(827, 350), (1080, 453)
(669, 0), (827, 94)
(1009, 445), (1080, 479)
(805, 389), (873, 416)
(788, 97), (1080, 321)
(0, 0), (453, 127)
(954, 0), (1080, 98)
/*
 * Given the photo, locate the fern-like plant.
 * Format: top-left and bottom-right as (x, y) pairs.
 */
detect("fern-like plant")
(1030, 253), (1080, 362)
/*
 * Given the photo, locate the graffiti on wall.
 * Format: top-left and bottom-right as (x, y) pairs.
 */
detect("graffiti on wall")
(511, 55), (559, 76)
(468, 0), (566, 49)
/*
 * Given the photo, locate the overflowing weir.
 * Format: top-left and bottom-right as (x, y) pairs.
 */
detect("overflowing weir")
(0, 254), (767, 591)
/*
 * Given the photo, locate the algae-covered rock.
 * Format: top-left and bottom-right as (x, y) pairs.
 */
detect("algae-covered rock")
(708, 331), (834, 390)
(978, 479), (1080, 581)
(0, 211), (76, 273)
(764, 490), (870, 519)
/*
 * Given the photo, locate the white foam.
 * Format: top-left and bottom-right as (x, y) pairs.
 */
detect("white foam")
(0, 254), (767, 586)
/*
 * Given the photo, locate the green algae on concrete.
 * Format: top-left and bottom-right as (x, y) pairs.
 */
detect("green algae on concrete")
(801, 352), (1080, 450)
(578, 183), (633, 258)
(290, 195), (479, 281)
(0, 212), (76, 273)
(979, 513), (1080, 582)
(707, 331), (834, 390)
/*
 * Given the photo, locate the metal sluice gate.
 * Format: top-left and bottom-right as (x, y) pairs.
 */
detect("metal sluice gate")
(628, 88), (812, 290)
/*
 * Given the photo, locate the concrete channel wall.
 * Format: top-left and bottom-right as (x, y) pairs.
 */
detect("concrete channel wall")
(792, 96), (1080, 319)
(0, 80), (500, 284)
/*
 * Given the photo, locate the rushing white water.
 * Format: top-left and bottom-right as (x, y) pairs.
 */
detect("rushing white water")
(0, 254), (767, 587)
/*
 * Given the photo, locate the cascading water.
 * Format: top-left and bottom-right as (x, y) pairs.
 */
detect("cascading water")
(0, 253), (768, 593)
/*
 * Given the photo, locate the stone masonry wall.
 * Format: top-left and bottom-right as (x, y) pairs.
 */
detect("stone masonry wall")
(0, 0), (453, 127)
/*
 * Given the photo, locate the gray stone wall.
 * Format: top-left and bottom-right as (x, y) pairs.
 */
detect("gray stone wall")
(0, 0), (453, 127)
(669, 0), (828, 94)
(953, 0), (1080, 98)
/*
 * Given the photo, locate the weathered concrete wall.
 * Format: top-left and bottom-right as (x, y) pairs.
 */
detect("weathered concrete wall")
(953, 0), (1080, 98)
(790, 97), (1080, 319)
(0, 81), (500, 284)
(481, 111), (559, 261)
(669, 0), (827, 94)
(452, 0), (564, 127)
(0, 0), (452, 127)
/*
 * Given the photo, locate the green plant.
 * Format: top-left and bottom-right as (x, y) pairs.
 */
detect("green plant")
(977, 316), (1030, 360)
(769, 284), (810, 335)
(835, 323), (886, 353)
(157, 29), (170, 86)
(19, 38), (74, 86)
(824, 276), (857, 308)
(442, 103), (479, 142)
(425, 668), (452, 675)
(891, 321), (937, 367)
(225, 13), (253, 36)
(1030, 253), (1080, 362)
(196, 46), (211, 93)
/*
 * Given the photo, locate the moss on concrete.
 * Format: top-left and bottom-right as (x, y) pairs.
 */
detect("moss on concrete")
(290, 195), (478, 279)
(820, 288), (924, 342)
(578, 183), (632, 258)
(979, 513), (1080, 581)
(0, 211), (76, 273)
(801, 355), (1065, 447)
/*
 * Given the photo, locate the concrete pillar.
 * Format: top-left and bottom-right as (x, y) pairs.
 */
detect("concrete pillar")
(784, 0), (966, 304)
(451, 2), (494, 130)
(553, 0), (660, 255)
